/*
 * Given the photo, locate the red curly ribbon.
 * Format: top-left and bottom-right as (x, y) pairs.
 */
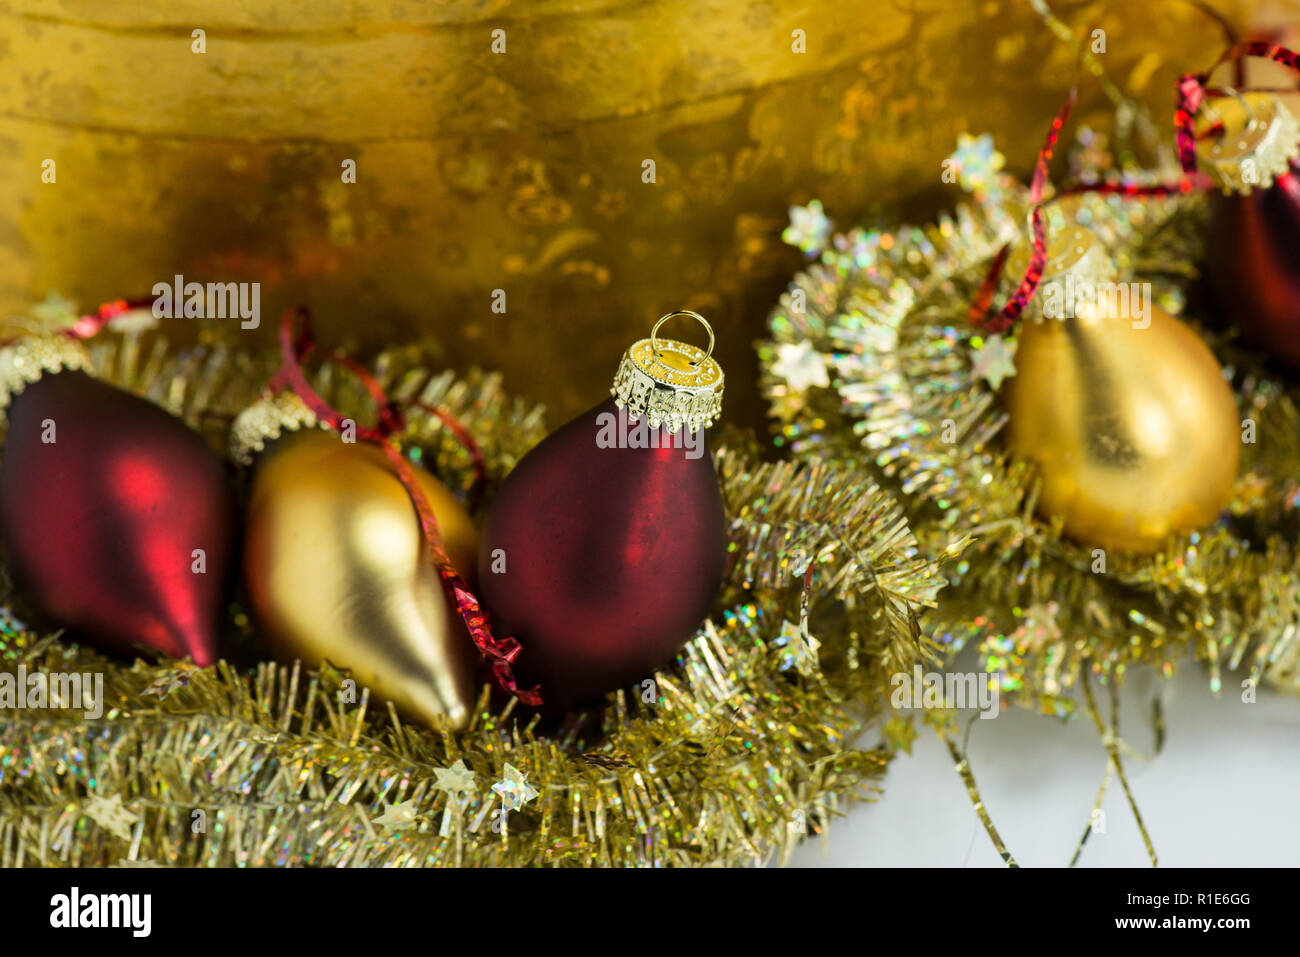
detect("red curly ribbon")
(267, 307), (541, 706)
(967, 244), (1010, 326)
(974, 87), (1076, 334)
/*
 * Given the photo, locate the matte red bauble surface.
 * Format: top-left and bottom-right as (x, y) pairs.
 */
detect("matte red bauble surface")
(478, 399), (727, 712)
(1206, 169), (1300, 370)
(0, 371), (236, 665)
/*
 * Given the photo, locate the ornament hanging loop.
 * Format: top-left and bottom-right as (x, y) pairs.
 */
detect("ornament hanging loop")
(612, 309), (725, 434)
(651, 310), (714, 367)
(1219, 86), (1258, 130)
(1199, 85), (1260, 141)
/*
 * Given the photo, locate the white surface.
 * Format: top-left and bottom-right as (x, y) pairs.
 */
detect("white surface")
(789, 660), (1300, 867)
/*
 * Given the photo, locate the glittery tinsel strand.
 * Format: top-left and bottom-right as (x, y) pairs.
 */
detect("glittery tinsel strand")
(1069, 762), (1113, 867)
(937, 720), (1019, 868)
(1081, 670), (1157, 867)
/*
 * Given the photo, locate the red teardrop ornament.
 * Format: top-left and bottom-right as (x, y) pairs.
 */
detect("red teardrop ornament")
(1206, 165), (1300, 370)
(0, 370), (237, 665)
(1193, 82), (1300, 370)
(478, 398), (727, 712)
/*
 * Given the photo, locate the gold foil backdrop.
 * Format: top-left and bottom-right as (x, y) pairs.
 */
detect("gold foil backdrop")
(0, 0), (1263, 426)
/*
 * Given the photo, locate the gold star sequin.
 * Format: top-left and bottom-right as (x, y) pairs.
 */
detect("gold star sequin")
(433, 759), (477, 801)
(491, 764), (539, 813)
(771, 340), (831, 391)
(84, 794), (139, 840)
(970, 334), (1018, 390)
(777, 618), (822, 676)
(373, 799), (419, 831)
(28, 291), (79, 331)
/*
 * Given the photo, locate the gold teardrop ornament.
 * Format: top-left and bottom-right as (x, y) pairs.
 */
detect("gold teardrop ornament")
(233, 396), (480, 730)
(1000, 227), (1240, 555)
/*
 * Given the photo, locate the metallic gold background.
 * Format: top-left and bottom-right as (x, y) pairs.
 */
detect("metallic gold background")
(0, 0), (1264, 427)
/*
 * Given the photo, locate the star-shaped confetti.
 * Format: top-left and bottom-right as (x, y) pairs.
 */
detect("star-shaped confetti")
(29, 291), (79, 330)
(771, 340), (831, 392)
(491, 763), (539, 813)
(946, 133), (1009, 204)
(947, 132), (1005, 195)
(433, 759), (477, 802)
(782, 200), (833, 255)
(775, 618), (822, 676)
(373, 799), (419, 831)
(970, 334), (1018, 390)
(84, 793), (139, 840)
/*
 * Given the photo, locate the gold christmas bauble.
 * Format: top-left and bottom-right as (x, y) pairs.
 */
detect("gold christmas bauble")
(1001, 230), (1239, 555)
(243, 428), (480, 730)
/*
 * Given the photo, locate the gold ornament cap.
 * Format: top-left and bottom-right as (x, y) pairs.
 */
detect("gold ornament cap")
(1196, 91), (1300, 195)
(1005, 225), (1119, 323)
(0, 335), (91, 428)
(230, 392), (326, 466)
(611, 310), (724, 434)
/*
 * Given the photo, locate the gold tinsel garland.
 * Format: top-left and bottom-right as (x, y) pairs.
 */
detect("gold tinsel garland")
(761, 173), (1300, 712)
(0, 324), (944, 867)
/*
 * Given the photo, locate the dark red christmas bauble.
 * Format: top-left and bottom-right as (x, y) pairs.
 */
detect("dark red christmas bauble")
(1206, 166), (1300, 369)
(0, 369), (237, 665)
(1199, 91), (1300, 370)
(479, 312), (729, 714)
(479, 399), (727, 712)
